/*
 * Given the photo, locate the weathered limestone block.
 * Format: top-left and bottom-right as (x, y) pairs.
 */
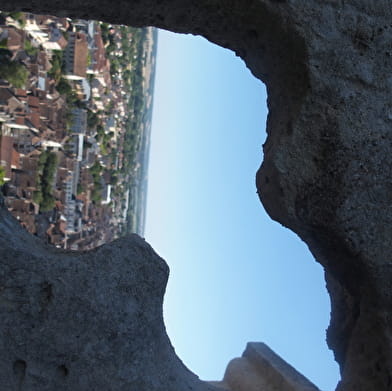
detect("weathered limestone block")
(0, 203), (220, 391)
(1, 0), (392, 390)
(211, 343), (320, 391)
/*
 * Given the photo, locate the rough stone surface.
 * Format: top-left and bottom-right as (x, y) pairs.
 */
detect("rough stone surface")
(0, 202), (220, 391)
(211, 343), (320, 391)
(1, 0), (392, 390)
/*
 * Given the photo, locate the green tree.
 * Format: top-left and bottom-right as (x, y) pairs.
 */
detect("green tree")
(100, 22), (110, 44)
(32, 190), (43, 204)
(8, 11), (23, 20)
(0, 57), (28, 88)
(48, 50), (64, 83)
(110, 171), (118, 185)
(89, 161), (103, 204)
(9, 12), (25, 26)
(56, 77), (73, 96)
(40, 195), (55, 212)
(90, 160), (103, 177)
(77, 183), (84, 195)
(87, 110), (99, 129)
(24, 40), (38, 57)
(36, 151), (58, 212)
(87, 51), (92, 67)
(123, 69), (132, 81)
(0, 166), (5, 185)
(91, 185), (102, 203)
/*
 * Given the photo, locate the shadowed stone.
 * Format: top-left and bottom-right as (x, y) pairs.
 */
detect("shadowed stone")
(0, 203), (220, 390)
(1, 0), (392, 390)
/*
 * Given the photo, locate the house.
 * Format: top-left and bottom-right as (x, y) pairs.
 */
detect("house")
(46, 222), (65, 247)
(0, 88), (15, 110)
(8, 151), (39, 200)
(2, 121), (39, 155)
(63, 32), (88, 79)
(5, 197), (37, 234)
(89, 24), (108, 74)
(101, 184), (111, 205)
(26, 95), (42, 131)
(41, 26), (68, 51)
(105, 115), (115, 133)
(14, 89), (28, 102)
(70, 108), (87, 134)
(36, 51), (52, 73)
(24, 20), (50, 47)
(0, 133), (20, 182)
(72, 79), (90, 102)
(6, 27), (24, 53)
(34, 140), (62, 151)
(65, 134), (84, 162)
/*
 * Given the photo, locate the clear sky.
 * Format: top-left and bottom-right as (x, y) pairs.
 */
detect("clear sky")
(145, 29), (340, 391)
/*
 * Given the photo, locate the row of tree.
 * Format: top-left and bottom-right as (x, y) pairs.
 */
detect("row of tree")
(33, 151), (58, 211)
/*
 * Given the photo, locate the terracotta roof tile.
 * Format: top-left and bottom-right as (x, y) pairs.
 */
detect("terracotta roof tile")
(73, 32), (88, 78)
(27, 96), (40, 109)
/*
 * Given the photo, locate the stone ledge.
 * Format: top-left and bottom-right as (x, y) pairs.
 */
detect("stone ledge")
(211, 343), (320, 391)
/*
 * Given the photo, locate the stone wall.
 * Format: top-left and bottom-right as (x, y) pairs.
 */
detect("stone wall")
(211, 343), (320, 391)
(1, 1), (392, 390)
(0, 199), (221, 390)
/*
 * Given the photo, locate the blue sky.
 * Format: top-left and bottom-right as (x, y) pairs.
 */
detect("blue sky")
(145, 29), (340, 391)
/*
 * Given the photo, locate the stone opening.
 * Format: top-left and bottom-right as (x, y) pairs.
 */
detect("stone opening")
(1, 1), (392, 391)
(0, 4), (335, 387)
(146, 30), (336, 388)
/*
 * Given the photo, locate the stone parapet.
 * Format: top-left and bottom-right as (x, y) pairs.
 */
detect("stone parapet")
(211, 343), (320, 391)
